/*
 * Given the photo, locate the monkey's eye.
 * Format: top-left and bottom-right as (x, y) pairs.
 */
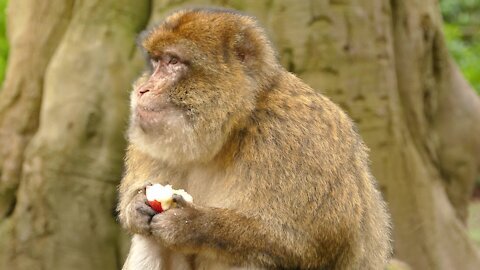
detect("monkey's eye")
(168, 56), (179, 65)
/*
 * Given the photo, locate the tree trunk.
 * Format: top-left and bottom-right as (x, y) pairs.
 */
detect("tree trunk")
(1, 0), (479, 270)
(0, 0), (150, 269)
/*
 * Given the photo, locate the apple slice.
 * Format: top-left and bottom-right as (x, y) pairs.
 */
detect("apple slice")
(145, 184), (193, 213)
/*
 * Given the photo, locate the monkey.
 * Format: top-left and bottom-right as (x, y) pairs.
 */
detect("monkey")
(118, 7), (392, 270)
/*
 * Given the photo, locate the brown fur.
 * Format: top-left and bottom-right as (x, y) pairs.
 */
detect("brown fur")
(118, 7), (391, 270)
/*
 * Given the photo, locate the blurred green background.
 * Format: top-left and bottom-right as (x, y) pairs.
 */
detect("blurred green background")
(442, 0), (480, 93)
(0, 0), (7, 84)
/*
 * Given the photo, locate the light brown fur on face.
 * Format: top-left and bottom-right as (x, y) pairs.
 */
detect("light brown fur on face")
(119, 7), (391, 270)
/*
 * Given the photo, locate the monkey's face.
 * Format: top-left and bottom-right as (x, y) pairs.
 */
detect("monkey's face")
(128, 10), (264, 165)
(130, 50), (189, 134)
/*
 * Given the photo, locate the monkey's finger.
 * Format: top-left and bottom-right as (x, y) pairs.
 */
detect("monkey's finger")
(136, 203), (157, 216)
(144, 181), (153, 187)
(141, 181), (154, 192)
(136, 181), (154, 193)
(172, 194), (192, 208)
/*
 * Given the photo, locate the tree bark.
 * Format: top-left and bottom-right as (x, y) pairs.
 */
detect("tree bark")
(0, 0), (74, 219)
(0, 0), (150, 269)
(1, 0), (479, 270)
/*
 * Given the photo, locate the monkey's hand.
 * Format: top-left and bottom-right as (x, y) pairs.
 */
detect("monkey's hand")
(150, 194), (205, 250)
(123, 186), (157, 235)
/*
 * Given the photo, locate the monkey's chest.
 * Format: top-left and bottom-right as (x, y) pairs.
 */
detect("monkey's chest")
(182, 168), (241, 209)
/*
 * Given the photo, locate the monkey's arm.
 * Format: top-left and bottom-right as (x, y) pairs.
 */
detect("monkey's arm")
(150, 195), (316, 268)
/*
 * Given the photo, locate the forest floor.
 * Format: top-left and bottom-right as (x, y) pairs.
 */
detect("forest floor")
(469, 199), (480, 246)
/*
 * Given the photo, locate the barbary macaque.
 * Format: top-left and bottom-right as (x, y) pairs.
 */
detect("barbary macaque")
(118, 7), (391, 270)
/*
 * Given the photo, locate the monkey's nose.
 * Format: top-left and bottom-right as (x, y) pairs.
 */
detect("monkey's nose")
(138, 87), (150, 97)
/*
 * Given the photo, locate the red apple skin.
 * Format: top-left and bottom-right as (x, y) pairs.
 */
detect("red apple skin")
(148, 200), (164, 213)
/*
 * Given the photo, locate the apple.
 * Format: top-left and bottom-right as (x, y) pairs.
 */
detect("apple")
(145, 184), (193, 213)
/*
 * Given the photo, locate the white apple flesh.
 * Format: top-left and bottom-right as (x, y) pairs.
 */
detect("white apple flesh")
(145, 184), (193, 213)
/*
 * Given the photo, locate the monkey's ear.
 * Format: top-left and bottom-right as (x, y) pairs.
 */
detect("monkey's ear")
(233, 28), (262, 65)
(232, 26), (277, 79)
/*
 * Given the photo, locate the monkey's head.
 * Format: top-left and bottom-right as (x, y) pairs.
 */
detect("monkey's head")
(128, 8), (280, 165)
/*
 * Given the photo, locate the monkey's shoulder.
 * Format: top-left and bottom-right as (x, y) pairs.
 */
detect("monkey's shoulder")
(254, 73), (356, 140)
(239, 74), (363, 170)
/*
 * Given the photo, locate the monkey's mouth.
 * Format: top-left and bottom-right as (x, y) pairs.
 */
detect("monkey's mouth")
(136, 105), (162, 115)
(134, 104), (183, 131)
(135, 105), (168, 122)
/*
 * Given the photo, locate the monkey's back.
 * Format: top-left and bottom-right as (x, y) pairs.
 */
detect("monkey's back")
(231, 71), (392, 269)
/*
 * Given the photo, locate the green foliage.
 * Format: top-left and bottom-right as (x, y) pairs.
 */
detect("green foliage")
(441, 0), (480, 93)
(0, 0), (6, 86)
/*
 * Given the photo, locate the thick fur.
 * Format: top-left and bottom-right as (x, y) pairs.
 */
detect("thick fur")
(119, 7), (391, 270)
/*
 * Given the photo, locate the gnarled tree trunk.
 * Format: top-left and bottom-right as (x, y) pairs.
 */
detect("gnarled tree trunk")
(0, 0), (479, 270)
(0, 0), (150, 269)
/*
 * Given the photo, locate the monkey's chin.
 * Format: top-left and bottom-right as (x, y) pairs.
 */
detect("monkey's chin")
(128, 112), (226, 166)
(135, 112), (162, 133)
(128, 109), (200, 165)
